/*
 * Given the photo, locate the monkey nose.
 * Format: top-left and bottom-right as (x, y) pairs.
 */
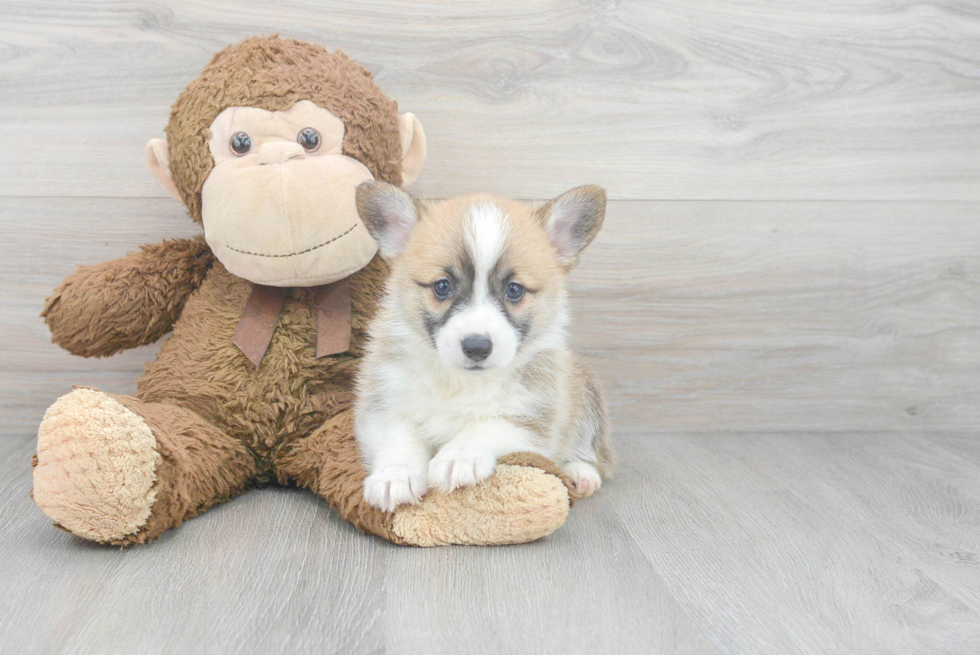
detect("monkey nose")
(257, 141), (305, 165)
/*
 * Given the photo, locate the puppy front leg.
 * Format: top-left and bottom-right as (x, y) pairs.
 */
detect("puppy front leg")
(428, 419), (542, 494)
(358, 414), (430, 512)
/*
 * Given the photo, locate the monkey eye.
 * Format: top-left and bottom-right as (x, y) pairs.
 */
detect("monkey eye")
(229, 131), (252, 156)
(297, 127), (321, 152)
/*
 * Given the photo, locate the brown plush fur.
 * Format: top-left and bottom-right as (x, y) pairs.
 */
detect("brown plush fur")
(112, 393), (258, 544)
(34, 36), (574, 546)
(42, 236), (214, 358)
(167, 36), (404, 223)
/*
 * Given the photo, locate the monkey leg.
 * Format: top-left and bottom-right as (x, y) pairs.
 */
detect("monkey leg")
(274, 409), (576, 546)
(33, 388), (256, 545)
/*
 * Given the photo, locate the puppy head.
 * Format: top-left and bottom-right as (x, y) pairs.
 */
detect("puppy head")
(357, 182), (605, 372)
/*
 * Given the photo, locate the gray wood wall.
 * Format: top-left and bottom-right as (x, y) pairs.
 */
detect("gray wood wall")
(1, 0), (978, 436)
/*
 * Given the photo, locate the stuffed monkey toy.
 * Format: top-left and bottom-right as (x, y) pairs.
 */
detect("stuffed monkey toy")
(32, 36), (576, 547)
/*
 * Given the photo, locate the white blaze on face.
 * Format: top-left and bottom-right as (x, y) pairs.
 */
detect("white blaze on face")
(468, 202), (504, 298)
(434, 203), (521, 372)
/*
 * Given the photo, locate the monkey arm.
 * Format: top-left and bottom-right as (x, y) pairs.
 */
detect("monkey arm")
(42, 235), (215, 358)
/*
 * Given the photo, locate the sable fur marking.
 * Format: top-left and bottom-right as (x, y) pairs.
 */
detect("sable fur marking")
(355, 183), (613, 510)
(418, 254), (476, 346)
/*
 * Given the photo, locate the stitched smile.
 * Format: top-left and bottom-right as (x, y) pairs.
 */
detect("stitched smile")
(225, 223), (358, 258)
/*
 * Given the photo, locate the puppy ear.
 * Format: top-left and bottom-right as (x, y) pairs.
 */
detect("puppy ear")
(537, 185), (606, 268)
(356, 181), (419, 259)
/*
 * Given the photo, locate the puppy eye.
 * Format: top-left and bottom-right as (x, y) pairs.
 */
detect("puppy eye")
(297, 127), (321, 152)
(433, 278), (452, 300)
(506, 281), (525, 302)
(229, 131), (252, 156)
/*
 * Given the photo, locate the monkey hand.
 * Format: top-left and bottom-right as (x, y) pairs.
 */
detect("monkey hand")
(43, 235), (213, 357)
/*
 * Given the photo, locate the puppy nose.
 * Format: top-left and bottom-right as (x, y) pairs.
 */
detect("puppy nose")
(461, 335), (493, 362)
(257, 141), (305, 165)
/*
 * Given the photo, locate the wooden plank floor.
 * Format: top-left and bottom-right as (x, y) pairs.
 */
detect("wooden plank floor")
(3, 198), (978, 435)
(1, 430), (979, 654)
(1, 1), (979, 201)
(1, 1), (979, 653)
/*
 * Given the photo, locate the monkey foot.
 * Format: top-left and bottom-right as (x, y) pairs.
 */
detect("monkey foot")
(389, 453), (573, 546)
(33, 388), (159, 542)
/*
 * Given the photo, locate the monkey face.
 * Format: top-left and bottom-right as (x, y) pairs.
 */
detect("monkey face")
(197, 101), (379, 287)
(145, 38), (427, 288)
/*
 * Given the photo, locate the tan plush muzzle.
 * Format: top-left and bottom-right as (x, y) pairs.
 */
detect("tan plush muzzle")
(202, 150), (378, 287)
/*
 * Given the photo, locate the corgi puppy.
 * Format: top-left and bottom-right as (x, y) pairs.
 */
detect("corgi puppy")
(353, 182), (613, 512)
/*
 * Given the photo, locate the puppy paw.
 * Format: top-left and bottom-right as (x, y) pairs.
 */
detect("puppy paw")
(562, 461), (602, 497)
(428, 448), (498, 494)
(364, 467), (427, 513)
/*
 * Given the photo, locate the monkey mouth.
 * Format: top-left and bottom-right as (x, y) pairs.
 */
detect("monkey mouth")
(223, 223), (359, 258)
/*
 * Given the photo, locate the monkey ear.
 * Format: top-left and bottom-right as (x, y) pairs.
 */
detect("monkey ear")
(537, 185), (607, 268)
(144, 139), (182, 201)
(398, 113), (426, 186)
(356, 180), (419, 259)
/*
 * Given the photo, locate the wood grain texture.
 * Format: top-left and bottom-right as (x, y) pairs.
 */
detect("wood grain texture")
(2, 430), (978, 654)
(0, 438), (385, 655)
(2, 197), (977, 435)
(1, 1), (979, 200)
(575, 199), (980, 432)
(614, 430), (980, 654)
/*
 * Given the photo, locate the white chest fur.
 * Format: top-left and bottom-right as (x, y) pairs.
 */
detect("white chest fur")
(378, 346), (541, 447)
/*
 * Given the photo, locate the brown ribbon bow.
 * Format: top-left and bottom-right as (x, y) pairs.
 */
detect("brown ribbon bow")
(231, 279), (352, 366)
